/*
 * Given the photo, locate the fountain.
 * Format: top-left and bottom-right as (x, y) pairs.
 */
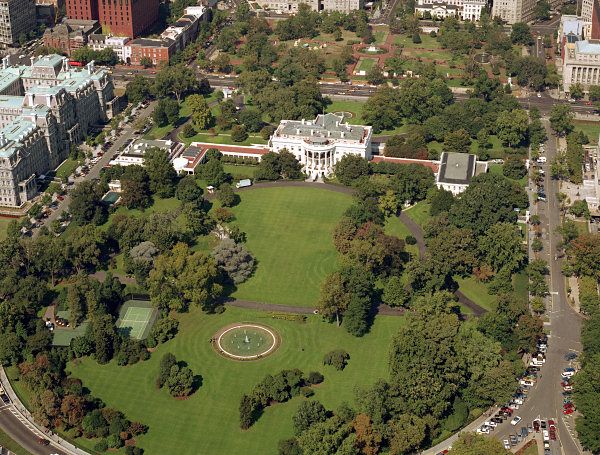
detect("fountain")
(215, 323), (279, 361)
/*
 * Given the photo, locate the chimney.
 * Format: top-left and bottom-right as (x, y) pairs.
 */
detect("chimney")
(336, 121), (339, 127)
(301, 119), (305, 124)
(0, 132), (6, 147)
(296, 128), (300, 134)
(341, 132), (345, 138)
(27, 93), (34, 105)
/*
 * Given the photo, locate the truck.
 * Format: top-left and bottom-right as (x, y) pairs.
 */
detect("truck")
(236, 179), (252, 189)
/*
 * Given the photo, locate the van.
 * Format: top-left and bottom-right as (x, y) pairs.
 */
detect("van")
(537, 156), (547, 164)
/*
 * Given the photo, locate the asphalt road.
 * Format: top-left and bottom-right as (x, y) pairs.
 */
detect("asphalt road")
(491, 122), (584, 454)
(38, 101), (157, 234)
(0, 403), (68, 455)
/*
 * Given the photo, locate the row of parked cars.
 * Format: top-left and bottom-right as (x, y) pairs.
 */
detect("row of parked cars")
(561, 366), (577, 417)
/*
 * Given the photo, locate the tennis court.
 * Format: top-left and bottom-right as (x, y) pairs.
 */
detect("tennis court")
(116, 300), (157, 340)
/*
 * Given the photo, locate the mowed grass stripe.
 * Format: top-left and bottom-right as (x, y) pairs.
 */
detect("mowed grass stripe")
(68, 307), (404, 454)
(231, 187), (352, 307)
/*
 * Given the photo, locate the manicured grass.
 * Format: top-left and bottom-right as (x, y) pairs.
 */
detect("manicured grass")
(489, 163), (528, 188)
(0, 217), (15, 241)
(521, 441), (538, 455)
(574, 120), (600, 144)
(356, 57), (378, 73)
(373, 27), (389, 45)
(222, 164), (258, 180)
(513, 271), (528, 303)
(326, 100), (366, 125)
(67, 306), (405, 455)
(181, 132), (267, 147)
(455, 276), (497, 312)
(55, 158), (80, 180)
(404, 201), (431, 228)
(0, 427), (32, 455)
(428, 135), (505, 160)
(229, 187), (352, 307)
(384, 215), (419, 258)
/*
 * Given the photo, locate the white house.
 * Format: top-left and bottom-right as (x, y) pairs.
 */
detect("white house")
(269, 113), (372, 179)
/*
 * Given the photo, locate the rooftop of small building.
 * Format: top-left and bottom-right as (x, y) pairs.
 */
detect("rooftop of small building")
(277, 113), (368, 142)
(0, 95), (24, 109)
(129, 38), (174, 48)
(437, 152), (476, 185)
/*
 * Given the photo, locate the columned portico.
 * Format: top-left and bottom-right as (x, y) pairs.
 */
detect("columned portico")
(269, 113), (372, 179)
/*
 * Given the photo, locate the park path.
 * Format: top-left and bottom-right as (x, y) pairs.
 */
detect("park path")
(97, 180), (485, 316)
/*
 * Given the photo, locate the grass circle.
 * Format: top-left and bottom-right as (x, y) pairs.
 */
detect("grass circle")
(214, 323), (280, 361)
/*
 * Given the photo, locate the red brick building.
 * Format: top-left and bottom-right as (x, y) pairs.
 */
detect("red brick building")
(127, 38), (176, 66)
(65, 0), (98, 20)
(66, 0), (158, 38)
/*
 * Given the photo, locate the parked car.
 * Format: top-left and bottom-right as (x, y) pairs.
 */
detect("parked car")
(563, 385), (574, 392)
(533, 419), (541, 432)
(511, 416), (522, 425)
(543, 430), (550, 441)
(503, 439), (510, 450)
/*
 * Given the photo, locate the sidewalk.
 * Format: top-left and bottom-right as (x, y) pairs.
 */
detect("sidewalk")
(421, 406), (500, 454)
(0, 367), (90, 455)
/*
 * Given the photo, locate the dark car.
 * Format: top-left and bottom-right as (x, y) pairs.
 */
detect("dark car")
(0, 393), (9, 404)
(533, 419), (540, 431)
(492, 417), (503, 424)
(37, 438), (50, 445)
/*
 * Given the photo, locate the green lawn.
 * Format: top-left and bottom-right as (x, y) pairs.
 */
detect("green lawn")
(513, 271), (528, 303)
(373, 27), (389, 45)
(229, 187), (352, 307)
(384, 216), (419, 258)
(0, 427), (32, 455)
(489, 163), (528, 187)
(181, 132), (267, 147)
(574, 120), (600, 144)
(326, 100), (366, 125)
(356, 57), (378, 73)
(55, 158), (80, 180)
(574, 220), (589, 235)
(222, 164), (258, 180)
(404, 201), (431, 228)
(428, 135), (504, 160)
(455, 276), (497, 312)
(0, 217), (15, 241)
(67, 306), (405, 455)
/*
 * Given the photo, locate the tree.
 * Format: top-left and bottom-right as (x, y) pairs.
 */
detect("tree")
(478, 222), (526, 274)
(570, 200), (591, 219)
(153, 64), (198, 103)
(550, 104), (575, 136)
(449, 432), (510, 454)
(200, 158), (228, 186)
(148, 243), (223, 312)
(510, 23), (533, 45)
(570, 83), (585, 100)
(121, 165), (151, 209)
(146, 317), (179, 347)
(144, 148), (177, 198)
(388, 414), (427, 455)
(238, 109), (263, 133)
(366, 65), (385, 85)
(217, 183), (238, 207)
(535, 0), (550, 20)
(323, 350), (350, 370)
(68, 225), (107, 273)
(176, 175), (203, 204)
(126, 76), (152, 104)
(187, 94), (214, 130)
(153, 98), (179, 127)
(156, 352), (177, 388)
(449, 173), (528, 235)
(496, 109), (529, 147)
(567, 234), (600, 279)
(165, 364), (196, 397)
(335, 155), (370, 186)
(443, 129), (471, 154)
(353, 413), (382, 455)
(378, 190), (400, 217)
(293, 400), (328, 435)
(382, 276), (410, 308)
(212, 238), (255, 284)
(502, 156), (527, 180)
(231, 125), (249, 142)
(362, 87), (402, 133)
(70, 181), (106, 225)
(140, 56), (153, 68)
(430, 188), (455, 216)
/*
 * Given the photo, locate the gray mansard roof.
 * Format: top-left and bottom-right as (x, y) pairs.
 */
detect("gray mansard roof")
(277, 113), (368, 142)
(437, 152), (476, 185)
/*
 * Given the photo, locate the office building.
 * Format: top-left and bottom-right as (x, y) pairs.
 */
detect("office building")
(0, 0), (37, 48)
(491, 0), (536, 24)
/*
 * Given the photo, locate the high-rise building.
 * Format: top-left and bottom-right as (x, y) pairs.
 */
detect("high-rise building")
(65, 0), (98, 20)
(491, 0), (536, 24)
(66, 0), (158, 38)
(0, 0), (37, 48)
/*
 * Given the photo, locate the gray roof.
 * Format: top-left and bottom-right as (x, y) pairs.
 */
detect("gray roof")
(437, 152), (476, 185)
(277, 113), (367, 142)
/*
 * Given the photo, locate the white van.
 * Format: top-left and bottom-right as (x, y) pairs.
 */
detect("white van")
(537, 156), (547, 164)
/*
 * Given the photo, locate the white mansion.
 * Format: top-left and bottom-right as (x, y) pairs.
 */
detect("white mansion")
(0, 55), (117, 208)
(269, 113), (372, 179)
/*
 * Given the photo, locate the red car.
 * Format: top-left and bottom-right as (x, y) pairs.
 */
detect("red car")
(586, 101), (593, 106)
(549, 429), (557, 440)
(37, 438), (49, 445)
(563, 408), (574, 415)
(564, 403), (575, 409)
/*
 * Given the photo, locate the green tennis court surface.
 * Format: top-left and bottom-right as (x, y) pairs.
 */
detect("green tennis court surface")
(116, 300), (157, 340)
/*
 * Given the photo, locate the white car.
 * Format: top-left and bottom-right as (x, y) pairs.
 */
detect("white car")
(562, 370), (575, 378)
(537, 156), (547, 164)
(476, 425), (490, 434)
(485, 420), (497, 428)
(511, 416), (522, 426)
(543, 429), (550, 441)
(503, 439), (511, 449)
